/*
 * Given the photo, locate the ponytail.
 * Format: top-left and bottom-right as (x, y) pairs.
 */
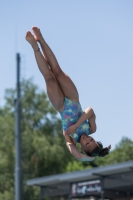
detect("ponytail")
(98, 145), (111, 157)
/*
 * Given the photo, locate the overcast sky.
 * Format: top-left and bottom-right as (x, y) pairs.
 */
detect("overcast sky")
(0, 0), (133, 149)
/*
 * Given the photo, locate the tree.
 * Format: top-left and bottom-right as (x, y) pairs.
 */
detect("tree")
(93, 137), (133, 167)
(0, 78), (73, 200)
(0, 107), (14, 200)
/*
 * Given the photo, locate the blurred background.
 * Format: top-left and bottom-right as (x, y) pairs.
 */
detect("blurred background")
(0, 1), (133, 200)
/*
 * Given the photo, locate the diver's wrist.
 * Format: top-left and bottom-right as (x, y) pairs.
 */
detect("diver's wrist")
(75, 123), (79, 129)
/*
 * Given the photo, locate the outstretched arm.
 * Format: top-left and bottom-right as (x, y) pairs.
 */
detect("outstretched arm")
(66, 142), (94, 161)
(63, 131), (94, 161)
(65, 107), (97, 135)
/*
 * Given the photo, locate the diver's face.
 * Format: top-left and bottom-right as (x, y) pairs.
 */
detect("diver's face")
(80, 134), (98, 152)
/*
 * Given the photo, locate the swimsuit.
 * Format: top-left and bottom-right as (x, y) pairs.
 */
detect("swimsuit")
(60, 97), (90, 142)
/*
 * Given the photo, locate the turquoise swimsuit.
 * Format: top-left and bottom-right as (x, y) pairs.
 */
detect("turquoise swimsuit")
(60, 97), (90, 142)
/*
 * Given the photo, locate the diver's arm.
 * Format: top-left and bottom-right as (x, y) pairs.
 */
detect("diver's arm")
(63, 131), (80, 158)
(89, 112), (97, 133)
(66, 142), (94, 161)
(65, 107), (96, 135)
(63, 131), (76, 144)
(66, 142), (81, 159)
(63, 131), (94, 161)
(76, 107), (94, 127)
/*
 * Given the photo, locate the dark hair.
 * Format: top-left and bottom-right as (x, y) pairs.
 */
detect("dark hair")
(85, 142), (111, 157)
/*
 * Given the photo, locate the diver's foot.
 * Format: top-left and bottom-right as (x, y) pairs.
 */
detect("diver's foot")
(32, 26), (43, 42)
(25, 31), (39, 51)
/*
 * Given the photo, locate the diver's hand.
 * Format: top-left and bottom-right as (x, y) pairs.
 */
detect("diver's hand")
(65, 124), (78, 135)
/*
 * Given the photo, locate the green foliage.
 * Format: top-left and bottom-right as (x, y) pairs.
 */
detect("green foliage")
(66, 160), (92, 172)
(107, 137), (133, 163)
(0, 78), (71, 200)
(93, 137), (133, 167)
(0, 107), (15, 200)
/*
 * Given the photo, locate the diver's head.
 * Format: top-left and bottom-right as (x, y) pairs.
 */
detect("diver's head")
(80, 134), (111, 157)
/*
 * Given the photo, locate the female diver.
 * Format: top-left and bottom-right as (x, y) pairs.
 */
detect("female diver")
(25, 27), (111, 162)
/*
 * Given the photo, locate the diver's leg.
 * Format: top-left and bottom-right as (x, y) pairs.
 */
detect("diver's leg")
(25, 31), (64, 112)
(32, 26), (79, 102)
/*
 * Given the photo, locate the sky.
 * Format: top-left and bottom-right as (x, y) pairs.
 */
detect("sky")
(0, 0), (133, 150)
